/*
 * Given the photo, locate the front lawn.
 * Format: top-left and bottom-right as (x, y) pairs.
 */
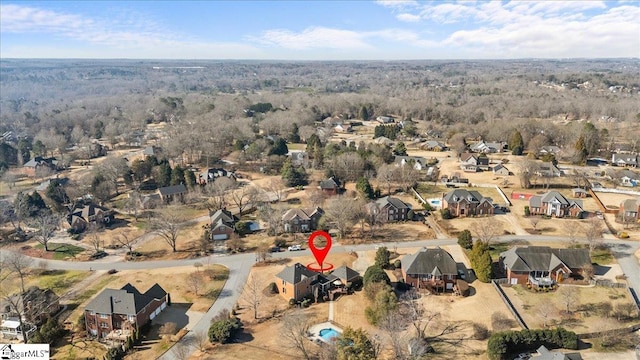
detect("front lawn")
(35, 243), (86, 260)
(35, 270), (87, 294)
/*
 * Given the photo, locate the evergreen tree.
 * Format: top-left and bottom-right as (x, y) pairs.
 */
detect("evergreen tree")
(156, 162), (172, 188)
(184, 169), (197, 187)
(509, 130), (524, 155)
(281, 160), (307, 187)
(336, 327), (377, 360)
(470, 241), (493, 282)
(359, 105), (370, 121)
(574, 135), (588, 164)
(305, 134), (322, 154)
(288, 123), (301, 143)
(170, 166), (185, 185)
(393, 142), (407, 156)
(457, 229), (473, 249)
(374, 246), (390, 268)
(356, 177), (374, 199)
(269, 138), (289, 156)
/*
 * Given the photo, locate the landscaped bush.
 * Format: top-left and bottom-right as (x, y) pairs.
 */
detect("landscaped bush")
(393, 259), (401, 269)
(363, 265), (391, 287)
(208, 311), (241, 344)
(618, 231), (629, 239)
(457, 229), (473, 249)
(440, 208), (453, 219)
(472, 323), (489, 340)
(487, 328), (578, 360)
(269, 282), (278, 294)
(524, 206), (530, 216)
(273, 238), (287, 247)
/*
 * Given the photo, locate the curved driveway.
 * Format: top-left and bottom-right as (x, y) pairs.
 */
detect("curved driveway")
(8, 235), (639, 359)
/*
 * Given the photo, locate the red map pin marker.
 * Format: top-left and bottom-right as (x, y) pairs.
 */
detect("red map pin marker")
(308, 230), (332, 271)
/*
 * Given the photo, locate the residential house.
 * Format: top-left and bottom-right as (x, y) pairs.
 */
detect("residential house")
(198, 168), (236, 185)
(619, 198), (640, 223)
(84, 283), (168, 339)
(157, 184), (187, 202)
(282, 207), (324, 233)
(0, 287), (61, 327)
(334, 124), (352, 133)
(374, 136), (394, 146)
(209, 208), (238, 240)
(373, 196), (412, 222)
(539, 146), (562, 156)
(67, 203), (114, 232)
(611, 153), (638, 167)
(401, 247), (458, 292)
(320, 177), (341, 196)
(425, 166), (439, 181)
(22, 157), (60, 177)
(492, 164), (510, 176)
(459, 153), (490, 172)
(142, 146), (161, 157)
(470, 140), (506, 154)
(500, 246), (591, 287)
(288, 151), (308, 167)
(534, 345), (582, 360)
(330, 266), (361, 287)
(528, 191), (584, 218)
(376, 116), (394, 124)
(394, 156), (428, 171)
(620, 170), (639, 187)
(275, 263), (321, 301)
(571, 188), (588, 198)
(442, 189), (494, 217)
(421, 140), (447, 151)
(536, 162), (562, 177)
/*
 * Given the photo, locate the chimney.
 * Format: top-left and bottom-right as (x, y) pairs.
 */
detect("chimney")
(110, 296), (114, 313)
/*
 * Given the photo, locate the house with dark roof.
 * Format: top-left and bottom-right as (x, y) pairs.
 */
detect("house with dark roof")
(330, 266), (361, 286)
(275, 263), (322, 301)
(459, 153), (490, 172)
(401, 247), (459, 292)
(320, 177), (341, 196)
(420, 140), (447, 151)
(528, 191), (583, 218)
(0, 287), (61, 327)
(157, 184), (187, 202)
(536, 162), (562, 177)
(500, 246), (591, 287)
(619, 198), (640, 223)
(198, 168), (236, 185)
(492, 164), (510, 176)
(67, 203), (114, 232)
(442, 189), (494, 217)
(209, 208), (238, 240)
(611, 153), (638, 168)
(620, 170), (639, 187)
(373, 196), (412, 222)
(282, 207), (324, 233)
(394, 156), (428, 171)
(22, 157), (60, 177)
(84, 283), (168, 339)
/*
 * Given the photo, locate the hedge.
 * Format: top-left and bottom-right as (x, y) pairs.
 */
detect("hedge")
(487, 328), (578, 360)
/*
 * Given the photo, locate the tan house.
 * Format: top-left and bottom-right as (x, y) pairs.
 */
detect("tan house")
(401, 247), (459, 293)
(528, 191), (583, 218)
(620, 198), (640, 223)
(275, 263), (321, 301)
(500, 246), (591, 287)
(84, 283), (167, 340)
(442, 189), (494, 217)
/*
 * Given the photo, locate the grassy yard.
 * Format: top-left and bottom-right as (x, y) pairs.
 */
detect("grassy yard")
(590, 247), (615, 265)
(34, 270), (87, 294)
(35, 243), (86, 260)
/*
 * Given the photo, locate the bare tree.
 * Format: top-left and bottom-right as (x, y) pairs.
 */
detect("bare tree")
(530, 217), (540, 232)
(281, 311), (314, 360)
(322, 195), (360, 239)
(557, 286), (579, 314)
(95, 156), (129, 195)
(193, 329), (210, 353)
(241, 274), (264, 320)
(376, 164), (396, 196)
(30, 213), (59, 251)
(186, 272), (204, 296)
(3, 252), (33, 293)
(114, 230), (138, 257)
(226, 233), (246, 252)
(259, 204), (283, 236)
(567, 222), (580, 247)
(267, 178), (287, 202)
(159, 322), (178, 339)
(86, 223), (104, 254)
(150, 209), (184, 252)
(584, 217), (604, 254)
(204, 176), (236, 212)
(307, 188), (325, 208)
(471, 218), (502, 245)
(537, 302), (557, 328)
(0, 292), (31, 343)
(379, 310), (408, 359)
(230, 184), (257, 215)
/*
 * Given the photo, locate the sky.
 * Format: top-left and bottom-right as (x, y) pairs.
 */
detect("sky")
(1, 1), (639, 60)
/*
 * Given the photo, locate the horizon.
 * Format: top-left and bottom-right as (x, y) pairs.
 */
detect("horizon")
(1, 1), (639, 60)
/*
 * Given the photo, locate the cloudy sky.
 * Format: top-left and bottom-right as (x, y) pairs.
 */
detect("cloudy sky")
(1, 1), (638, 59)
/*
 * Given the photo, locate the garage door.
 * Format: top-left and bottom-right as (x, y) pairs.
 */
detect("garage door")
(213, 234), (228, 240)
(160, 302), (167, 310)
(446, 283), (454, 290)
(150, 312), (156, 320)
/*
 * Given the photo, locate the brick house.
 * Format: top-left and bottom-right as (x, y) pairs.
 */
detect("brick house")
(459, 153), (490, 172)
(528, 191), (583, 218)
(0, 287), (61, 326)
(84, 283), (168, 339)
(282, 207), (324, 233)
(373, 196), (412, 222)
(22, 157), (60, 177)
(320, 177), (341, 196)
(500, 246), (591, 287)
(209, 208), (238, 240)
(157, 184), (187, 202)
(67, 203), (114, 232)
(442, 189), (494, 217)
(401, 247), (458, 293)
(275, 263), (321, 301)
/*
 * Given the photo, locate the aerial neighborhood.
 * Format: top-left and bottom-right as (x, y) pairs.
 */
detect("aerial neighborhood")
(1, 58), (639, 360)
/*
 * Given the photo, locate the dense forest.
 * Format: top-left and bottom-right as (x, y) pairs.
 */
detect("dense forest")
(1, 59), (639, 169)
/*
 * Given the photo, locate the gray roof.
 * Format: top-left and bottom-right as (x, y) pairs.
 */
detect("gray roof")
(493, 164), (509, 172)
(320, 177), (340, 189)
(158, 184), (187, 196)
(611, 153), (638, 165)
(85, 283), (166, 316)
(282, 207), (323, 221)
(443, 189), (490, 204)
(376, 196), (411, 210)
(275, 263), (319, 285)
(536, 345), (583, 360)
(500, 246), (590, 272)
(402, 247), (458, 276)
(530, 191), (583, 209)
(394, 156), (427, 166)
(210, 209), (236, 226)
(621, 198), (640, 211)
(330, 266), (360, 282)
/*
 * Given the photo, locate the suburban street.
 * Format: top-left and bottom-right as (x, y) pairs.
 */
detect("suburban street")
(4, 235), (639, 358)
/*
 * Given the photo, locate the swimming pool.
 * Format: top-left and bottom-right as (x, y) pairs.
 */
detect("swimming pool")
(319, 328), (340, 341)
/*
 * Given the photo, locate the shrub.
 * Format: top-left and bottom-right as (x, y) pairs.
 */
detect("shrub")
(273, 238), (287, 247)
(473, 323), (489, 340)
(524, 206), (530, 216)
(374, 247), (390, 268)
(208, 314), (241, 344)
(618, 231), (629, 239)
(393, 259), (401, 269)
(422, 202), (434, 211)
(491, 312), (516, 331)
(288, 298), (296, 306)
(457, 229), (473, 249)
(269, 282), (279, 294)
(363, 265), (391, 287)
(440, 208), (453, 219)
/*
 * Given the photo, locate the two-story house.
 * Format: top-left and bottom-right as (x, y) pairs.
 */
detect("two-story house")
(209, 208), (238, 240)
(620, 198), (640, 223)
(84, 283), (168, 339)
(320, 177), (341, 196)
(459, 153), (490, 172)
(67, 203), (114, 233)
(282, 207), (324, 233)
(442, 189), (494, 217)
(611, 153), (638, 168)
(373, 196), (412, 222)
(528, 191), (583, 218)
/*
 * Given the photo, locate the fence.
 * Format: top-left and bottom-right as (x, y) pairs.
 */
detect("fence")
(629, 288), (640, 313)
(491, 280), (528, 330)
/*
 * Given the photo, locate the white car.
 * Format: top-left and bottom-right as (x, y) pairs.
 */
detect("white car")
(288, 245), (302, 251)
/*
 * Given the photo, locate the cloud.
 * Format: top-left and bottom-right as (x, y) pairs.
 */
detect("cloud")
(396, 13), (421, 22)
(257, 27), (373, 50)
(376, 0), (418, 8)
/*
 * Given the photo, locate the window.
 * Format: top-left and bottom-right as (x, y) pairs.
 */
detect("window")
(99, 314), (108, 319)
(100, 322), (108, 328)
(89, 311), (95, 315)
(282, 287), (286, 294)
(282, 280), (285, 285)
(128, 315), (136, 322)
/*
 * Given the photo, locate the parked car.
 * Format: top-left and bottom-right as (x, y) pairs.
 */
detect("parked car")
(269, 246), (281, 253)
(288, 245), (302, 251)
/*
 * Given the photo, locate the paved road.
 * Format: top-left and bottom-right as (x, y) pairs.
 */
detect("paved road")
(5, 235), (639, 359)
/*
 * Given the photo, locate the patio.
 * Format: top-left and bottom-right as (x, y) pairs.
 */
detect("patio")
(308, 321), (343, 344)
